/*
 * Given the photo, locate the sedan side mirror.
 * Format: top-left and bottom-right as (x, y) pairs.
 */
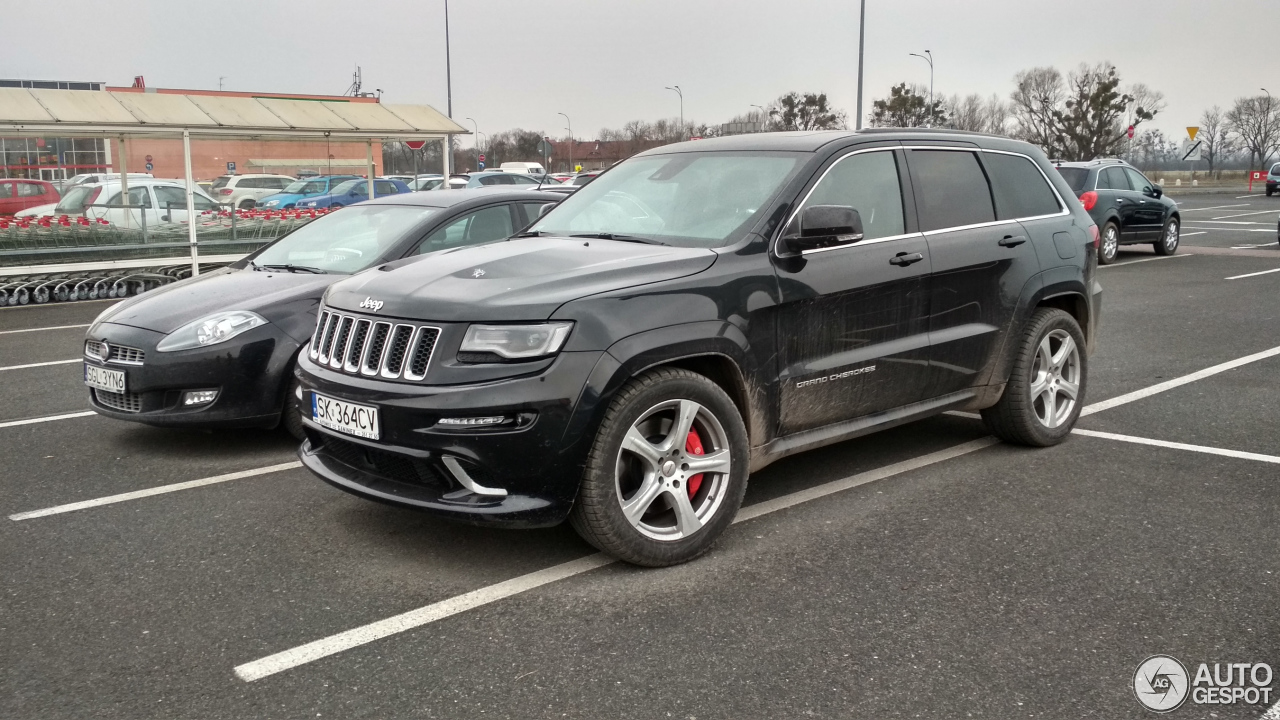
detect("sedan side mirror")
(537, 203), (556, 217)
(781, 205), (864, 254)
(1150, 184), (1163, 199)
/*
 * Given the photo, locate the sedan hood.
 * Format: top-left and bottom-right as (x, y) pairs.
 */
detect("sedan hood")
(325, 237), (717, 322)
(94, 267), (335, 336)
(258, 193), (310, 207)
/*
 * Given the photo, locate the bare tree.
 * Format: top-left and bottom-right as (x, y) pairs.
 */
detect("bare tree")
(947, 94), (985, 132)
(1198, 106), (1234, 173)
(983, 94), (1011, 135)
(1010, 66), (1066, 154)
(1225, 94), (1280, 168)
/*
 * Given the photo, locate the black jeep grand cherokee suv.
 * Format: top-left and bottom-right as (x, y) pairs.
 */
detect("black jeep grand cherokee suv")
(296, 129), (1101, 566)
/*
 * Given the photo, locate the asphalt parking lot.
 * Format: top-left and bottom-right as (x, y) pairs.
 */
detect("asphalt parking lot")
(2, 204), (1279, 719)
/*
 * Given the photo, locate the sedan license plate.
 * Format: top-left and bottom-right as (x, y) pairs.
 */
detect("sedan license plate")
(312, 393), (380, 440)
(84, 364), (126, 393)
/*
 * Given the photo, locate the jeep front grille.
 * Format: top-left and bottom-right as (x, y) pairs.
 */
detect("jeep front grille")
(310, 309), (440, 382)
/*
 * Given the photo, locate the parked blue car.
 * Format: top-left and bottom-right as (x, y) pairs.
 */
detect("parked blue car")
(257, 176), (359, 209)
(297, 178), (412, 209)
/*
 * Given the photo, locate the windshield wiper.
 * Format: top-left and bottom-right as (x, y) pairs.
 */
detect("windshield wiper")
(256, 263), (327, 274)
(569, 233), (668, 246)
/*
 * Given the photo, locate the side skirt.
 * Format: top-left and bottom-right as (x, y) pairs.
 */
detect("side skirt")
(749, 390), (977, 472)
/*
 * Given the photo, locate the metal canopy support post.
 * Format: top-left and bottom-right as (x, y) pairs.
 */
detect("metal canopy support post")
(366, 140), (375, 200)
(440, 135), (450, 188)
(117, 136), (129, 229)
(855, 0), (866, 130)
(183, 129), (199, 277)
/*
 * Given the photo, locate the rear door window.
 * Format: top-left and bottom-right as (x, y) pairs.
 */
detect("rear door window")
(788, 149), (905, 240)
(983, 153), (1062, 220)
(518, 201), (558, 226)
(908, 150), (996, 231)
(0, 182), (12, 199)
(375, 181), (396, 194)
(19, 182), (48, 197)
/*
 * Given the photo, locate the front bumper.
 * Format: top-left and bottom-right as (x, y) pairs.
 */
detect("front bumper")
(295, 349), (605, 528)
(84, 322), (298, 429)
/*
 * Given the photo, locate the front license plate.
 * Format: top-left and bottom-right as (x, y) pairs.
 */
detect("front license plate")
(312, 393), (380, 440)
(84, 364), (126, 393)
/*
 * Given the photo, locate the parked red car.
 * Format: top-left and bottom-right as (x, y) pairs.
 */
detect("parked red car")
(0, 179), (60, 216)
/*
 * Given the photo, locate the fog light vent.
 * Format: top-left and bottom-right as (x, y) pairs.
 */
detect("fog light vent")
(437, 416), (507, 427)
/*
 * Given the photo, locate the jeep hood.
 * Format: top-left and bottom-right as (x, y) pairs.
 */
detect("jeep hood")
(325, 237), (717, 322)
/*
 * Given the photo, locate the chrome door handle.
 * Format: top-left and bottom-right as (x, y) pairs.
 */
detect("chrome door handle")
(999, 235), (1027, 247)
(890, 252), (924, 266)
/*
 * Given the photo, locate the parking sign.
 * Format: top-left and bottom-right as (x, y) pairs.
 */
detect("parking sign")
(227, 161), (236, 174)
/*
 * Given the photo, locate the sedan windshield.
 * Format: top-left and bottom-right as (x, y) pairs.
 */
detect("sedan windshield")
(56, 185), (97, 213)
(250, 206), (437, 274)
(530, 152), (805, 248)
(283, 180), (328, 195)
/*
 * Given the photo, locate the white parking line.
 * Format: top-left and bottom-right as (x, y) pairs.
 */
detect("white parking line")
(1072, 429), (1280, 464)
(0, 411), (95, 429)
(1080, 344), (1280, 416)
(1262, 698), (1280, 720)
(1236, 194), (1265, 199)
(1098, 255), (1191, 268)
(1211, 210), (1279, 220)
(0, 359), (81, 372)
(8, 461), (302, 521)
(232, 436), (1000, 682)
(1180, 204), (1249, 212)
(1225, 267), (1280, 280)
(0, 323), (90, 335)
(1180, 231), (1206, 237)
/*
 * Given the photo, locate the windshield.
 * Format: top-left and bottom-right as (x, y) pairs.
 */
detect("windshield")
(530, 152), (805, 248)
(1055, 167), (1090, 193)
(410, 177), (443, 190)
(56, 185), (97, 213)
(282, 180), (329, 195)
(572, 174), (596, 186)
(250, 205), (438, 274)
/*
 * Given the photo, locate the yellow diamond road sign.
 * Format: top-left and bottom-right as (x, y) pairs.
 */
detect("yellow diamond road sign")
(1187, 126), (1199, 141)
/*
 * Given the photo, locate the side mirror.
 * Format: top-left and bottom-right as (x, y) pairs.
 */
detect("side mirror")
(537, 203), (556, 217)
(1150, 184), (1163, 199)
(781, 205), (864, 254)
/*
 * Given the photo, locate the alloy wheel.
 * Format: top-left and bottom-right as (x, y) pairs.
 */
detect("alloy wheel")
(614, 398), (732, 541)
(1102, 226), (1119, 260)
(1030, 329), (1081, 429)
(1163, 220), (1179, 252)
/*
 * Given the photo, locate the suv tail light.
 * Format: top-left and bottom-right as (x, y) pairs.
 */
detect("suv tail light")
(218, 188), (233, 195)
(1088, 224), (1100, 249)
(1079, 191), (1098, 211)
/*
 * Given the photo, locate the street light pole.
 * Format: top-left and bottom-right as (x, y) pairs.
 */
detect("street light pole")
(855, 0), (866, 130)
(559, 112), (573, 171)
(665, 85), (683, 138)
(444, 0), (453, 169)
(751, 104), (767, 132)
(909, 50), (934, 127)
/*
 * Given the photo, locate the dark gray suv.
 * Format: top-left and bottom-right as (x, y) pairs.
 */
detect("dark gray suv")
(1054, 159), (1180, 264)
(296, 129), (1102, 566)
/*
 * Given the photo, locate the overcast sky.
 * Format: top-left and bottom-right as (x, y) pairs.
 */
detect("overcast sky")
(4, 0), (1275, 144)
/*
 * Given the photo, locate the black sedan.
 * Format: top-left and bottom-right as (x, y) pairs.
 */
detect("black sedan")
(83, 189), (561, 437)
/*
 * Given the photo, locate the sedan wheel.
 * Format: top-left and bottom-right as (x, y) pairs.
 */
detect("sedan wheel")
(1154, 218), (1179, 256)
(570, 367), (749, 566)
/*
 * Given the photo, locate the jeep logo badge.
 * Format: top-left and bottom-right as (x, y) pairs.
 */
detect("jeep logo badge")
(358, 297), (384, 312)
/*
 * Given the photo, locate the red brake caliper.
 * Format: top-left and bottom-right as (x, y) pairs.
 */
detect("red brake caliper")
(685, 428), (705, 497)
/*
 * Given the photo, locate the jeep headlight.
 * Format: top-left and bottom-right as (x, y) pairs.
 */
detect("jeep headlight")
(459, 322), (573, 360)
(156, 310), (268, 352)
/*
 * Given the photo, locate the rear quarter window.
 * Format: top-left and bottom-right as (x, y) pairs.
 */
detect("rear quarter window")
(1054, 167), (1090, 193)
(908, 150), (996, 231)
(984, 153), (1062, 220)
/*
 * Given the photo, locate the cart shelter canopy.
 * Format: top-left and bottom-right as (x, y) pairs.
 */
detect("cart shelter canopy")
(0, 87), (467, 140)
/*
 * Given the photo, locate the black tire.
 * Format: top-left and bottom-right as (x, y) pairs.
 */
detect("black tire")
(238, 199), (256, 210)
(1153, 216), (1179, 256)
(981, 308), (1087, 447)
(569, 367), (749, 567)
(282, 376), (305, 441)
(1098, 221), (1120, 265)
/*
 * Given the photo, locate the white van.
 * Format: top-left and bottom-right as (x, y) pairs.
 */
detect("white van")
(499, 162), (546, 175)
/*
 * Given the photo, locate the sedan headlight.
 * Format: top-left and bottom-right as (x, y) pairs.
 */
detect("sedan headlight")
(460, 322), (573, 360)
(156, 310), (268, 352)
